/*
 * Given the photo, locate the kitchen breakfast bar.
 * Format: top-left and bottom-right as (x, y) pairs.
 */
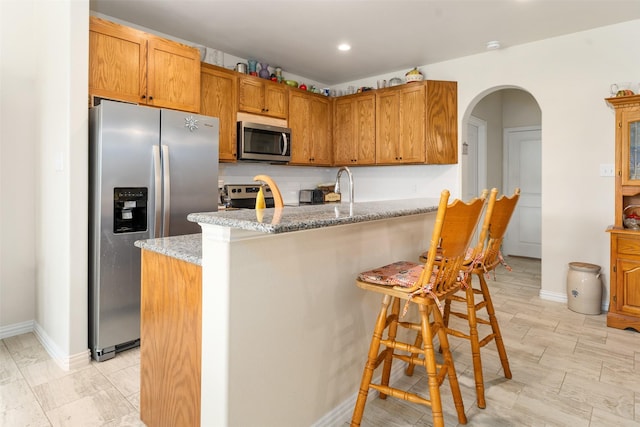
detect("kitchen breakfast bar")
(135, 199), (440, 426)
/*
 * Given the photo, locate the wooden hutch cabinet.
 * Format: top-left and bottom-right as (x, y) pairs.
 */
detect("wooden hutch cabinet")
(607, 94), (640, 331)
(89, 16), (201, 113)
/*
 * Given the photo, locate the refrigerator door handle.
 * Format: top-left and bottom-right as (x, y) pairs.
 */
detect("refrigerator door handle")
(153, 145), (162, 238)
(162, 144), (171, 237)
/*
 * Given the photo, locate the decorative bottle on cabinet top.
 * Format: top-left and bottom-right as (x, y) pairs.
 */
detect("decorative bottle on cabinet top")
(248, 59), (257, 76)
(259, 63), (270, 79)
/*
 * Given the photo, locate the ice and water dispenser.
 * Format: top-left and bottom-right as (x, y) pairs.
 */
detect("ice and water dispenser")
(113, 187), (148, 233)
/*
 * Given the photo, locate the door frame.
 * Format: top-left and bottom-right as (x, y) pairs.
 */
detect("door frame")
(468, 115), (487, 196)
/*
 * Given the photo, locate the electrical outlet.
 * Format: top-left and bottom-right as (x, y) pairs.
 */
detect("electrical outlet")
(600, 164), (615, 177)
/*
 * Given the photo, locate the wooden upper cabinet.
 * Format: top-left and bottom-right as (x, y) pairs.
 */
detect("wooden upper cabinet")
(334, 93), (376, 165)
(89, 17), (146, 104)
(425, 80), (458, 164)
(200, 64), (238, 162)
(376, 83), (426, 164)
(146, 36), (201, 112)
(238, 75), (288, 119)
(289, 90), (332, 165)
(89, 16), (201, 113)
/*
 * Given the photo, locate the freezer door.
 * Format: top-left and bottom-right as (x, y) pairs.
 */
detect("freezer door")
(89, 101), (159, 360)
(160, 109), (219, 236)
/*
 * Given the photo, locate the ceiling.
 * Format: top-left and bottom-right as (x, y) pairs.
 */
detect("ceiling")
(90, 0), (640, 85)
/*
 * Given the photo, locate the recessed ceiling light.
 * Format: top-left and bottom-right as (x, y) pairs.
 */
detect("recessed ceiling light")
(338, 43), (351, 52)
(486, 40), (501, 50)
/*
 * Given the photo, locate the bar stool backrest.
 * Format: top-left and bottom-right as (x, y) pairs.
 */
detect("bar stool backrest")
(479, 188), (520, 271)
(412, 189), (486, 296)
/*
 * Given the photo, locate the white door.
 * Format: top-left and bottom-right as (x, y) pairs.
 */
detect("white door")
(503, 127), (541, 258)
(463, 116), (487, 201)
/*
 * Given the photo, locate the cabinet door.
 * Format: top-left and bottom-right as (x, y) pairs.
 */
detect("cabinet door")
(289, 92), (312, 164)
(621, 109), (640, 186)
(89, 16), (147, 104)
(398, 84), (426, 163)
(147, 36), (201, 113)
(201, 65), (238, 162)
(238, 77), (264, 115)
(289, 91), (331, 165)
(426, 81), (458, 164)
(615, 257), (640, 316)
(309, 96), (332, 165)
(356, 95), (376, 165)
(334, 94), (375, 165)
(334, 98), (356, 165)
(264, 84), (288, 119)
(376, 90), (401, 164)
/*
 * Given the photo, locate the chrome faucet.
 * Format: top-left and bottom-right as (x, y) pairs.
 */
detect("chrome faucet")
(334, 166), (354, 203)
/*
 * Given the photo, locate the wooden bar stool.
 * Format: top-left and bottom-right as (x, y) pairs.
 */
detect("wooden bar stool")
(351, 190), (486, 427)
(415, 188), (520, 409)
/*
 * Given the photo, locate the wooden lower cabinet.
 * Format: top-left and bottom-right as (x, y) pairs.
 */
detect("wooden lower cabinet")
(140, 250), (202, 427)
(608, 230), (640, 331)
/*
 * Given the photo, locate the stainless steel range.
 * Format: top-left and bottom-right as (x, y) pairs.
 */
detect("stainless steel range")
(223, 184), (275, 209)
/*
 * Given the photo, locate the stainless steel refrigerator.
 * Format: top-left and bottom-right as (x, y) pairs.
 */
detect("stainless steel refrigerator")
(89, 100), (219, 361)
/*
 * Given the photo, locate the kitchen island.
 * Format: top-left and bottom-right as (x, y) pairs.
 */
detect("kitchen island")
(137, 199), (440, 426)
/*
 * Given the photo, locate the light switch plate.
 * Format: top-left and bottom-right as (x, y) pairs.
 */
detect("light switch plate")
(600, 164), (615, 177)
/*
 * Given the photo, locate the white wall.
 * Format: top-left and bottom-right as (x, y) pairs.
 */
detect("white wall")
(421, 21), (639, 301)
(0, 0), (38, 332)
(0, 0), (89, 367)
(34, 0), (89, 365)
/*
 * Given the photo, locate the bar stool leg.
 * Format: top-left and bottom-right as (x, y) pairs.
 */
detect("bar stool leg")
(379, 297), (401, 399)
(418, 304), (445, 427)
(465, 281), (486, 409)
(351, 295), (392, 426)
(432, 304), (468, 425)
(478, 273), (512, 379)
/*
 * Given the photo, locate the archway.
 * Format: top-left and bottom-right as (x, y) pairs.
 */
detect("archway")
(461, 87), (542, 260)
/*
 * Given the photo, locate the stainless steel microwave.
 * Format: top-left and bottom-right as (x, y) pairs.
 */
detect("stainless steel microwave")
(237, 121), (291, 162)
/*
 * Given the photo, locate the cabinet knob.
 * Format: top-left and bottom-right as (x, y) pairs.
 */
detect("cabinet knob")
(141, 95), (146, 99)
(149, 96), (153, 101)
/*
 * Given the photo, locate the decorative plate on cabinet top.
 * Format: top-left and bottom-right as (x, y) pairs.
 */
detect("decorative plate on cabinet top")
(389, 77), (403, 87)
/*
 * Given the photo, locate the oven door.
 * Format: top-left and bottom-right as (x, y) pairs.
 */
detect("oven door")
(237, 122), (291, 162)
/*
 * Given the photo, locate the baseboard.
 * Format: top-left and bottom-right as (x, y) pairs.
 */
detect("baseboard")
(538, 289), (566, 303)
(311, 361), (407, 427)
(0, 320), (35, 340)
(539, 289), (609, 313)
(33, 323), (91, 371)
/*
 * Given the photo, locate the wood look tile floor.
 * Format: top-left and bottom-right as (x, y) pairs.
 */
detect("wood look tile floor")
(2, 256), (640, 426)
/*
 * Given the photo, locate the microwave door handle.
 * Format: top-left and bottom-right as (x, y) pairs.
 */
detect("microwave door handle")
(281, 132), (288, 155)
(153, 145), (162, 238)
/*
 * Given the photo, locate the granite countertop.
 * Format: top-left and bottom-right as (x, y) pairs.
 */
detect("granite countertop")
(187, 198), (440, 234)
(134, 233), (202, 265)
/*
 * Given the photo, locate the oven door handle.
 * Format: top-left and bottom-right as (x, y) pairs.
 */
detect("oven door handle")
(281, 132), (288, 156)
